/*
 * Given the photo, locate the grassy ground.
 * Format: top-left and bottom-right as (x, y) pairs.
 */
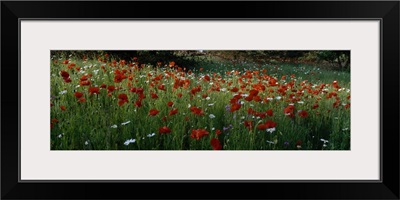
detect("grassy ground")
(50, 53), (350, 150)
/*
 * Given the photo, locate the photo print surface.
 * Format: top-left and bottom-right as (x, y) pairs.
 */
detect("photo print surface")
(50, 50), (350, 150)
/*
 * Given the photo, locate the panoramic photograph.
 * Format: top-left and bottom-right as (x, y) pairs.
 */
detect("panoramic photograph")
(50, 50), (350, 150)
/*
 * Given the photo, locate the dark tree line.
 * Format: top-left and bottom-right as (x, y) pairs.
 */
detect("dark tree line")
(51, 50), (350, 70)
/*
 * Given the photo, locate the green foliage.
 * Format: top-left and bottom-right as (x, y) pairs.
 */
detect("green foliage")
(316, 51), (350, 70)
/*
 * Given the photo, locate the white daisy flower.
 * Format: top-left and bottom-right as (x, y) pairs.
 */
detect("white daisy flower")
(85, 140), (89, 145)
(266, 140), (275, 144)
(266, 127), (276, 133)
(59, 90), (67, 95)
(209, 114), (216, 119)
(206, 97), (211, 100)
(275, 96), (282, 100)
(320, 139), (329, 143)
(110, 124), (118, 128)
(124, 139), (136, 145)
(297, 101), (304, 104)
(147, 133), (156, 137)
(208, 103), (214, 107)
(121, 121), (131, 126)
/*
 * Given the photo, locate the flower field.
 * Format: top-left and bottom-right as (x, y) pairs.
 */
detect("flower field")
(50, 52), (350, 150)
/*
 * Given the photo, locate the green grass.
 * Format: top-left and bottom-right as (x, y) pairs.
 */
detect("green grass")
(50, 54), (350, 150)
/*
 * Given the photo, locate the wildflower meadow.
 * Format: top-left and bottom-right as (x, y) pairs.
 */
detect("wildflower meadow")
(50, 51), (350, 150)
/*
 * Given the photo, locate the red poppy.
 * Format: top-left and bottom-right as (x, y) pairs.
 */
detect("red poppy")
(74, 92), (83, 99)
(80, 80), (91, 86)
(159, 126), (171, 134)
(296, 140), (302, 147)
(249, 89), (259, 97)
(63, 77), (72, 83)
(244, 120), (253, 130)
(231, 87), (239, 92)
(298, 110), (308, 118)
(167, 101), (174, 107)
(190, 129), (209, 140)
(284, 105), (295, 118)
(177, 93), (183, 98)
(80, 75), (88, 81)
(127, 88), (136, 93)
(138, 93), (146, 100)
(230, 103), (241, 112)
(255, 112), (267, 119)
(332, 80), (340, 89)
(136, 88), (144, 94)
(151, 93), (158, 99)
(190, 86), (201, 95)
(204, 75), (211, 82)
(257, 124), (268, 130)
(60, 106), (66, 111)
(88, 87), (100, 95)
(158, 84), (166, 91)
(247, 108), (255, 115)
(210, 138), (222, 150)
(134, 99), (142, 107)
(114, 74), (123, 83)
(269, 78), (278, 86)
(78, 97), (86, 103)
(169, 108), (178, 116)
(149, 109), (160, 116)
(327, 92), (337, 99)
(257, 120), (277, 130)
(253, 95), (261, 102)
(62, 60), (69, 64)
(100, 84), (107, 89)
(190, 106), (204, 116)
(266, 109), (273, 117)
(312, 103), (319, 109)
(60, 70), (70, 78)
(107, 85), (116, 93)
(265, 120), (277, 128)
(216, 129), (221, 135)
(118, 93), (128, 106)
(51, 118), (58, 123)
(244, 95), (253, 102)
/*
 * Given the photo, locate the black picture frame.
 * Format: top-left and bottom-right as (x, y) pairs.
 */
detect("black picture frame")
(2, 1), (399, 199)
